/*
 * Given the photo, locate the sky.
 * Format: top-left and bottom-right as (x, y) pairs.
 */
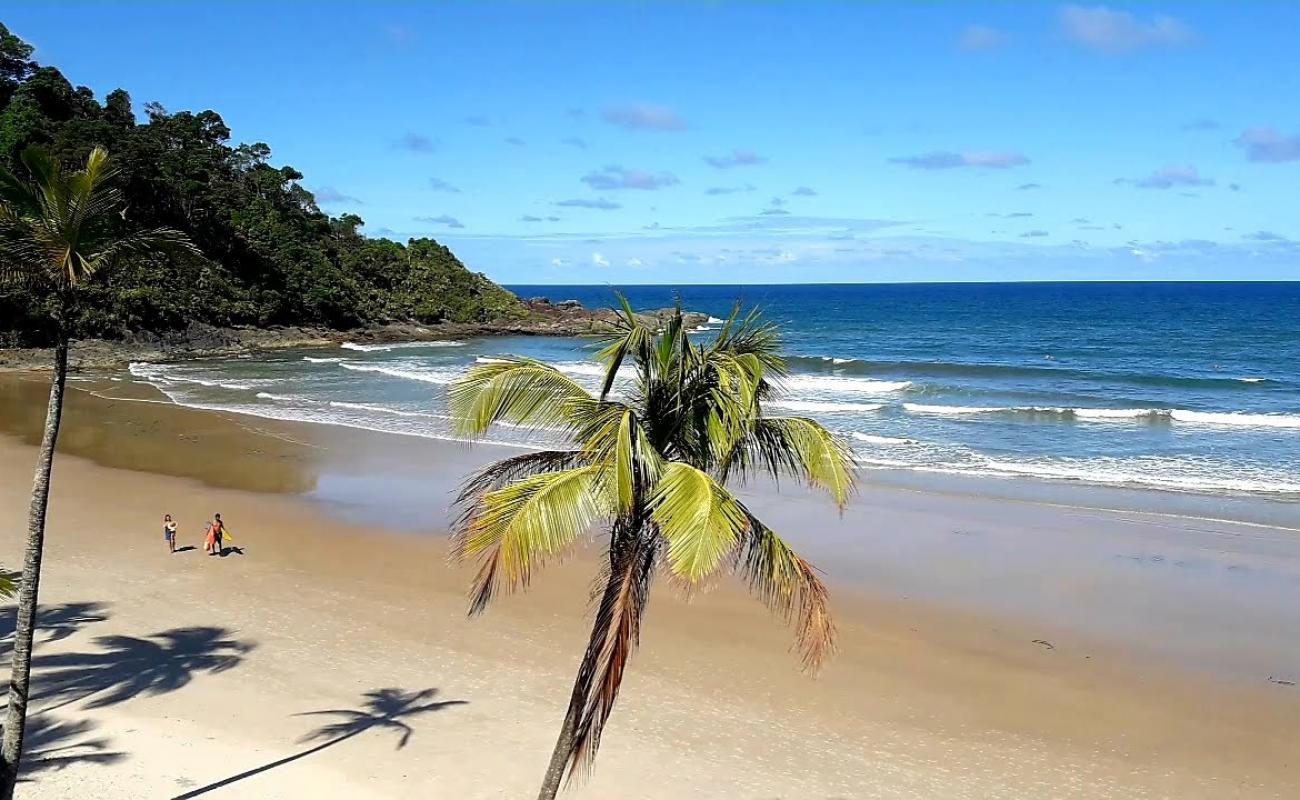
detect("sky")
(7, 1), (1300, 284)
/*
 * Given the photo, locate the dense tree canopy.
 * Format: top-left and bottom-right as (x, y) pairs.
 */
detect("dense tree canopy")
(0, 23), (522, 346)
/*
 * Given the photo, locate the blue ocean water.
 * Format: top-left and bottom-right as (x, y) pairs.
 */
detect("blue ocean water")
(125, 283), (1300, 499)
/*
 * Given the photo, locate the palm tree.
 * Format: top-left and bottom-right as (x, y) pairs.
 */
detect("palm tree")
(0, 146), (197, 798)
(449, 299), (855, 799)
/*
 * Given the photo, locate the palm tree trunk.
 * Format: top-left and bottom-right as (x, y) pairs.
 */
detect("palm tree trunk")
(0, 334), (69, 800)
(536, 687), (581, 800)
(537, 527), (651, 800)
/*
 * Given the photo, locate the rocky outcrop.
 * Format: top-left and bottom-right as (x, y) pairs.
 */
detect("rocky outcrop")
(0, 300), (713, 372)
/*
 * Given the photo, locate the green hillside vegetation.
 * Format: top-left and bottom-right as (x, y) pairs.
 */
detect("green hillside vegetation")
(0, 23), (523, 347)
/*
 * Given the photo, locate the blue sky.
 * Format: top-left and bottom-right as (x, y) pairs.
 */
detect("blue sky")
(8, 2), (1300, 283)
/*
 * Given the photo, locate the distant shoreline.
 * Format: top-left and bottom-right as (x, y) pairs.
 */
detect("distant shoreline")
(0, 300), (707, 372)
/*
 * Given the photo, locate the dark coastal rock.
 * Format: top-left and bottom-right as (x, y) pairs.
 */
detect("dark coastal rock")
(0, 300), (716, 373)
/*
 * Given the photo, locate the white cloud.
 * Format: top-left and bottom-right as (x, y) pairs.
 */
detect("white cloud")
(1234, 128), (1300, 163)
(626, 257), (644, 267)
(601, 104), (687, 131)
(1121, 165), (1214, 189)
(1059, 5), (1195, 53)
(581, 165), (680, 190)
(703, 149), (767, 169)
(890, 150), (1029, 169)
(592, 252), (611, 267)
(550, 258), (568, 267)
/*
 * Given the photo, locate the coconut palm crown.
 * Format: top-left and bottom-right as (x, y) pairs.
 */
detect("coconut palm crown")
(449, 297), (856, 797)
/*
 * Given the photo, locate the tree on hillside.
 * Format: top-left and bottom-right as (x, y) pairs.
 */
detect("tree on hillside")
(0, 146), (197, 797)
(0, 23), (523, 347)
(448, 300), (856, 799)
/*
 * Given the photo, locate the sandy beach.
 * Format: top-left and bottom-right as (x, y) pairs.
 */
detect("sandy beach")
(2, 372), (1299, 799)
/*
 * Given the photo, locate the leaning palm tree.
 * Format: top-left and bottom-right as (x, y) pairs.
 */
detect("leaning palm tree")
(0, 146), (197, 798)
(449, 299), (855, 799)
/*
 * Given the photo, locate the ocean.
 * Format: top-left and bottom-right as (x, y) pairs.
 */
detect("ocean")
(123, 282), (1300, 501)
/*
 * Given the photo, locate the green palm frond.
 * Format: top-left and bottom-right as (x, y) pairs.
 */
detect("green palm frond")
(594, 293), (654, 400)
(647, 462), (750, 582)
(729, 416), (857, 508)
(0, 146), (198, 293)
(454, 449), (591, 506)
(448, 357), (594, 436)
(452, 465), (609, 613)
(734, 509), (834, 673)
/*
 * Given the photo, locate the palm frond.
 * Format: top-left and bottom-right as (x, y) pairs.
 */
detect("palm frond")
(454, 449), (591, 506)
(647, 462), (750, 582)
(594, 293), (654, 400)
(567, 529), (658, 776)
(452, 465), (609, 614)
(729, 416), (856, 508)
(734, 508), (834, 673)
(85, 226), (202, 272)
(447, 357), (594, 436)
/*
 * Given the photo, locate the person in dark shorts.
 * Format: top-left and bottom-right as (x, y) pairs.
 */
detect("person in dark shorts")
(205, 513), (226, 556)
(163, 514), (178, 553)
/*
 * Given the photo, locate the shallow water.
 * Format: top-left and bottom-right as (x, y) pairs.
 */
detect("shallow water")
(117, 282), (1300, 505)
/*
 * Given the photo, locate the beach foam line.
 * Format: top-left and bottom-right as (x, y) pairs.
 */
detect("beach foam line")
(787, 375), (912, 393)
(770, 400), (885, 413)
(981, 458), (1300, 494)
(327, 401), (452, 420)
(901, 403), (1300, 429)
(340, 340), (466, 352)
(850, 432), (915, 445)
(337, 362), (463, 384)
(128, 362), (261, 392)
(1169, 410), (1300, 429)
(303, 356), (345, 364)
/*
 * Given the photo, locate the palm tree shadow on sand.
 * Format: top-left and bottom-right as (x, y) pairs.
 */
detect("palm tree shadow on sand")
(170, 688), (467, 799)
(3, 715), (125, 780)
(0, 601), (111, 660)
(32, 626), (254, 712)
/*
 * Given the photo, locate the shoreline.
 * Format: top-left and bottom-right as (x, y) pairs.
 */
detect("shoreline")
(2, 372), (1299, 796)
(0, 302), (708, 372)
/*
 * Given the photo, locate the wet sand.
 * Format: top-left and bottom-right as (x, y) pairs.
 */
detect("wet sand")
(1, 372), (1299, 798)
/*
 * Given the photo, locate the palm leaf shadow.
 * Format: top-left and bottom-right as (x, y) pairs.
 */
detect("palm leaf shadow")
(0, 601), (110, 660)
(31, 626), (254, 712)
(170, 687), (466, 799)
(2, 715), (125, 779)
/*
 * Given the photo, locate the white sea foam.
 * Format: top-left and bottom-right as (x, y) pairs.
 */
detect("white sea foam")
(337, 362), (463, 384)
(474, 356), (512, 364)
(904, 403), (1001, 415)
(850, 432), (914, 445)
(770, 400), (884, 413)
(340, 340), (465, 352)
(255, 392), (298, 402)
(328, 401), (444, 419)
(904, 404), (1164, 421)
(1169, 410), (1300, 429)
(788, 375), (911, 393)
(982, 457), (1300, 494)
(1072, 408), (1161, 420)
(706, 316), (724, 324)
(303, 356), (345, 364)
(128, 363), (260, 391)
(1236, 377), (1268, 383)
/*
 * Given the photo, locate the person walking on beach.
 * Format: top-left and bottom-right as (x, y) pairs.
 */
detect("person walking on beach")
(163, 514), (178, 554)
(205, 514), (225, 556)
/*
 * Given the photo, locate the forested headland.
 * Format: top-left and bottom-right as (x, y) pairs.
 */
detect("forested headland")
(0, 23), (527, 348)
